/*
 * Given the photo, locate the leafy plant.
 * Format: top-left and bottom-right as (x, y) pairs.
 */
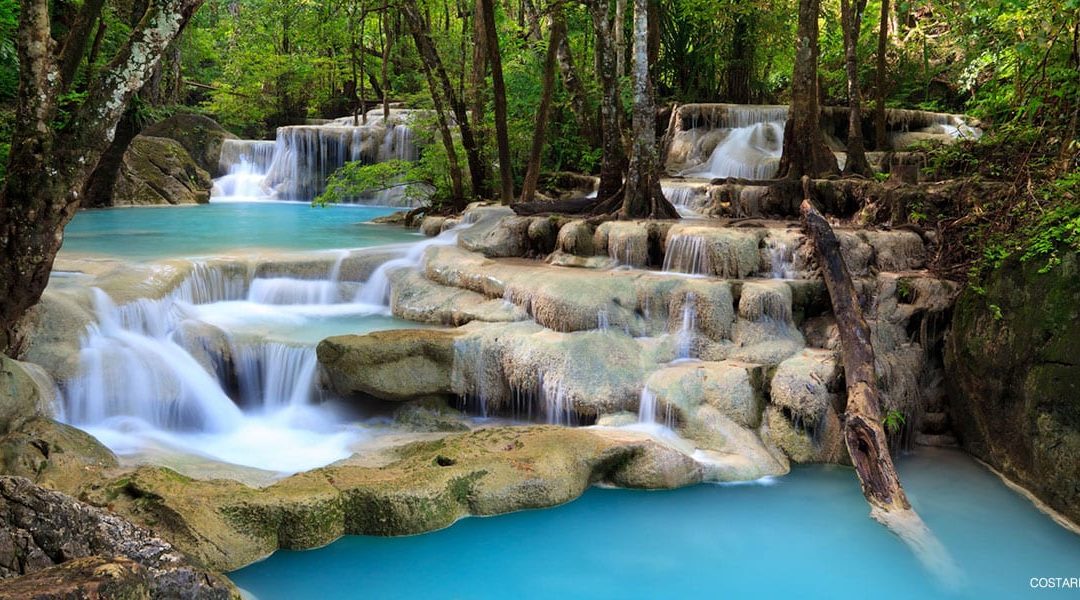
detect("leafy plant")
(882, 410), (907, 435)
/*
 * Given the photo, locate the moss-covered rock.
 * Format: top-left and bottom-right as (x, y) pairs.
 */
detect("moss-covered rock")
(141, 114), (238, 176)
(0, 358), (54, 435)
(945, 252), (1080, 526)
(317, 330), (461, 401)
(113, 136), (212, 206)
(0, 418), (118, 492)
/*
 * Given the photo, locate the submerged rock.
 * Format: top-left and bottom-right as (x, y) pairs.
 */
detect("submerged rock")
(946, 253), (1080, 526)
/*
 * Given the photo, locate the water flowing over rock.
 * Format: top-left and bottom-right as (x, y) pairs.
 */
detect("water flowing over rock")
(664, 103), (982, 179)
(212, 109), (422, 205)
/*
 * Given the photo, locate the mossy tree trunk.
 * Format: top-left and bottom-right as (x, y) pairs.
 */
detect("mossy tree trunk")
(0, 0), (205, 356)
(587, 0), (627, 202)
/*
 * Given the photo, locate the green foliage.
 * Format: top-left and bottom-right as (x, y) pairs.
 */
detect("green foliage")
(883, 409), (906, 435)
(0, 0), (16, 101)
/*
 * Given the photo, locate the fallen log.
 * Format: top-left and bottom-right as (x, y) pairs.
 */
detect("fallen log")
(799, 179), (910, 514)
(800, 177), (958, 583)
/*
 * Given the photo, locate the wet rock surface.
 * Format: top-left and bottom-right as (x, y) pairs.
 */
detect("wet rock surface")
(113, 136), (213, 206)
(946, 252), (1080, 526)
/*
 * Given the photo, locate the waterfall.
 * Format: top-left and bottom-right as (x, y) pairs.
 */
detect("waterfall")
(766, 234), (798, 279)
(357, 225), (464, 305)
(597, 309), (610, 331)
(64, 289), (245, 432)
(245, 251), (349, 305)
(228, 341), (319, 409)
(682, 121), (784, 180)
(663, 234), (711, 275)
(212, 111), (421, 204)
(676, 295), (697, 360)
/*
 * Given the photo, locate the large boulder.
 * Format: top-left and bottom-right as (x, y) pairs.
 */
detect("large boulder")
(113, 136), (213, 206)
(142, 113), (238, 176)
(317, 330), (460, 401)
(0, 357), (54, 435)
(0, 477), (236, 598)
(945, 252), (1080, 526)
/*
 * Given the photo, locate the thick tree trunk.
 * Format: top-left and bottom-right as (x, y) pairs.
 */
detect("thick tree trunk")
(841, 0), (872, 176)
(778, 0), (839, 180)
(874, 0), (890, 150)
(0, 0), (205, 355)
(587, 0), (626, 202)
(519, 15), (563, 203)
(402, 0), (485, 201)
(621, 0), (677, 219)
(725, 14), (752, 103)
(480, 0), (513, 202)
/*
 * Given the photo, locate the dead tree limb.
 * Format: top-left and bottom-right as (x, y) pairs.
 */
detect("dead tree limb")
(799, 178), (909, 514)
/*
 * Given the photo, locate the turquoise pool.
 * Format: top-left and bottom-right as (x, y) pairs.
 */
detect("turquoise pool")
(60, 202), (420, 260)
(231, 448), (1080, 599)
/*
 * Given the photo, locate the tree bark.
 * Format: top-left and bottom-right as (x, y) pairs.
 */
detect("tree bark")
(551, 8), (598, 147)
(874, 0), (890, 150)
(587, 0), (626, 202)
(840, 0), (872, 176)
(621, 0), (677, 219)
(519, 14), (563, 203)
(614, 0), (626, 77)
(778, 0), (839, 180)
(0, 0), (205, 355)
(57, 0), (108, 92)
(469, 0), (490, 195)
(800, 187), (909, 514)
(402, 0), (485, 201)
(480, 0), (514, 202)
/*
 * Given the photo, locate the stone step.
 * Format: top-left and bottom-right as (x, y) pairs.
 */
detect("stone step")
(916, 433), (958, 447)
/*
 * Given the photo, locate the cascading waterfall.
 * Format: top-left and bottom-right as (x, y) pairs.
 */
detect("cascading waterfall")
(59, 251), (407, 473)
(663, 234), (711, 275)
(683, 121), (785, 180)
(211, 110), (421, 205)
(357, 225), (466, 305)
(767, 235), (798, 279)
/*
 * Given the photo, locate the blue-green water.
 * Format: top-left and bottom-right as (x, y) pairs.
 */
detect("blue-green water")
(61, 202), (420, 260)
(231, 448), (1080, 599)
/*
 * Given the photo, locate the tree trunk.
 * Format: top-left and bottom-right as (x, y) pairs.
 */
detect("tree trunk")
(480, 0), (513, 202)
(778, 0), (839, 179)
(587, 0), (626, 201)
(57, 0), (108, 92)
(402, 0), (485, 201)
(801, 191), (910, 514)
(614, 0), (626, 77)
(725, 14), (752, 103)
(621, 0), (677, 219)
(799, 190), (960, 581)
(469, 0), (490, 195)
(401, 0), (466, 207)
(874, 0), (890, 150)
(840, 0), (872, 176)
(519, 15), (563, 203)
(0, 0), (205, 355)
(551, 9), (598, 147)
(381, 10), (392, 120)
